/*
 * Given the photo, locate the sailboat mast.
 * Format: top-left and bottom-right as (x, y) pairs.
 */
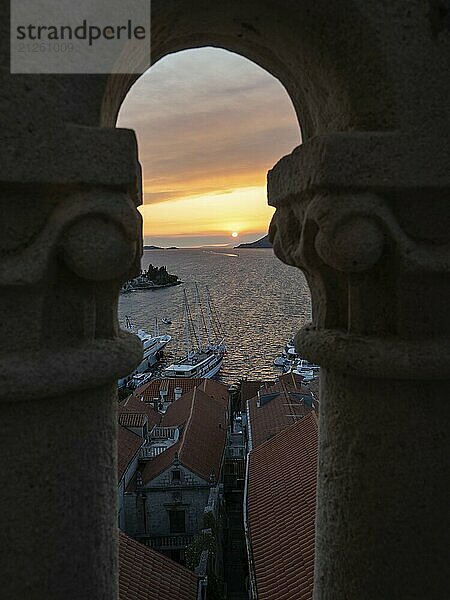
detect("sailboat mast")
(184, 290), (191, 355)
(195, 283), (202, 351)
(205, 287), (212, 344)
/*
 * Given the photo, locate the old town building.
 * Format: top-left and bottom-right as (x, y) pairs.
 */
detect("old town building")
(123, 386), (229, 567)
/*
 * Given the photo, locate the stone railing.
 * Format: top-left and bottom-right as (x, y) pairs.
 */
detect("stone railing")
(139, 445), (167, 459)
(137, 534), (194, 549)
(150, 426), (179, 440)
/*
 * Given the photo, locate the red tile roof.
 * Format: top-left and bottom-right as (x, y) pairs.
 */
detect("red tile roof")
(150, 380), (228, 428)
(119, 530), (198, 600)
(117, 425), (143, 482)
(119, 393), (161, 429)
(140, 387), (227, 483)
(238, 380), (266, 410)
(247, 384), (315, 449)
(136, 378), (204, 404)
(276, 372), (305, 390)
(237, 374), (305, 410)
(120, 378), (228, 424)
(198, 378), (229, 403)
(161, 388), (196, 427)
(118, 412), (148, 429)
(247, 414), (318, 600)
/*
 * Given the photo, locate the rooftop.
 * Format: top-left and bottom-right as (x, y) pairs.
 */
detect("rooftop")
(119, 530), (199, 600)
(134, 377), (204, 404)
(247, 414), (318, 600)
(247, 380), (315, 449)
(119, 393), (161, 429)
(122, 377), (228, 411)
(118, 412), (148, 429)
(139, 386), (228, 484)
(276, 372), (305, 391)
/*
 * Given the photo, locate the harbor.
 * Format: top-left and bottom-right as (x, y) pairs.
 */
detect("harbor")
(117, 255), (318, 397)
(119, 247), (312, 386)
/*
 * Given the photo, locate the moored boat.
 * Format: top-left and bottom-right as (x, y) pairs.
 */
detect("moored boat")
(274, 338), (320, 380)
(118, 316), (171, 389)
(273, 355), (288, 367)
(162, 286), (225, 379)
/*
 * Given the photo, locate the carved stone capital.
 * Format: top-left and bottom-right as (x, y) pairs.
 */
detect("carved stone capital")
(0, 125), (144, 399)
(268, 132), (450, 378)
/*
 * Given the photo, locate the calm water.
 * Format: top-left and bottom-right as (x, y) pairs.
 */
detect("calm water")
(119, 248), (311, 384)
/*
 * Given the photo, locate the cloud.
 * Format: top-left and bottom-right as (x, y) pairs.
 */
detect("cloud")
(118, 47), (301, 205)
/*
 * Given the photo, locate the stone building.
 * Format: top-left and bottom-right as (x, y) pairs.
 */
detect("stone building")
(123, 386), (229, 566)
(1, 2), (449, 598)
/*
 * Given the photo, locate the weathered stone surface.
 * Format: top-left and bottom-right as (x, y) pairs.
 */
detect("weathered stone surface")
(316, 370), (450, 600)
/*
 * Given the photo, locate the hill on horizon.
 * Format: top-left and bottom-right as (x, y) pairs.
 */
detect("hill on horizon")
(235, 234), (272, 249)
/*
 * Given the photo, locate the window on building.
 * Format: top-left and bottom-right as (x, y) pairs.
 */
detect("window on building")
(169, 510), (186, 534)
(171, 469), (181, 483)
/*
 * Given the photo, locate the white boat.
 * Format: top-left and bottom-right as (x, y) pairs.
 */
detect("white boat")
(287, 359), (320, 381)
(162, 286), (225, 379)
(118, 316), (171, 388)
(131, 371), (154, 389)
(295, 358), (320, 371)
(273, 355), (288, 367)
(163, 345), (225, 378)
(283, 341), (298, 360)
(276, 338), (320, 379)
(291, 368), (317, 382)
(136, 327), (171, 372)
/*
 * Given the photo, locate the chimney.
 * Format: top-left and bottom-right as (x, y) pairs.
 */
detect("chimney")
(174, 387), (183, 402)
(153, 397), (159, 412)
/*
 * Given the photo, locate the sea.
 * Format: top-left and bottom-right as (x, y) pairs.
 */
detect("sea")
(118, 248), (312, 385)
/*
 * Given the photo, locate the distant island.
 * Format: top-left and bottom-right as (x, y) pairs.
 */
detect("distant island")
(235, 234), (272, 249)
(143, 245), (179, 250)
(121, 264), (181, 294)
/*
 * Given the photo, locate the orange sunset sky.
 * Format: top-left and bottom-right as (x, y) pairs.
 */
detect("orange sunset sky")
(118, 48), (301, 247)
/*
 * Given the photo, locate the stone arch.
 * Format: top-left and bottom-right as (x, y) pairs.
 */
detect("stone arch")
(101, 0), (395, 136)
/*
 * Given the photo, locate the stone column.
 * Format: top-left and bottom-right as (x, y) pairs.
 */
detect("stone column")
(0, 124), (143, 599)
(268, 132), (450, 599)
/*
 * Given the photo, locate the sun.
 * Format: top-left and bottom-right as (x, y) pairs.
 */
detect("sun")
(231, 231), (239, 238)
